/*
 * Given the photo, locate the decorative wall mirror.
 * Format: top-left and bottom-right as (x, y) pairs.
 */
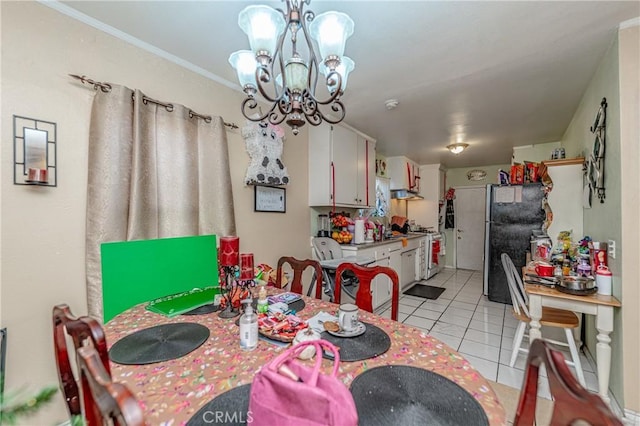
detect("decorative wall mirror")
(13, 115), (57, 186)
(585, 98), (606, 204)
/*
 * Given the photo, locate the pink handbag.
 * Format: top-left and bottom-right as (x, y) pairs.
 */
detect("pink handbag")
(248, 339), (358, 426)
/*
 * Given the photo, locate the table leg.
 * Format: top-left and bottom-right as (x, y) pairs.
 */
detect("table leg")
(595, 305), (614, 403)
(528, 294), (543, 343)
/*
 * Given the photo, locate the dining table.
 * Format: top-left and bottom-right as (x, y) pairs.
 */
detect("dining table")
(104, 289), (506, 425)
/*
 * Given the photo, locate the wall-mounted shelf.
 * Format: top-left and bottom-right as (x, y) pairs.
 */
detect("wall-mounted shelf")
(542, 157), (585, 167)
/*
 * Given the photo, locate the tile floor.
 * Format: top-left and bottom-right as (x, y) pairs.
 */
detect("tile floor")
(379, 268), (600, 400)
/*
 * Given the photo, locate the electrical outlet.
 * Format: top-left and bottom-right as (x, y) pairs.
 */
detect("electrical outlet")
(608, 240), (616, 259)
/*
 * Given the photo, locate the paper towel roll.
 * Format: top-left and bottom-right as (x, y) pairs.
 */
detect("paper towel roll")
(354, 219), (365, 244)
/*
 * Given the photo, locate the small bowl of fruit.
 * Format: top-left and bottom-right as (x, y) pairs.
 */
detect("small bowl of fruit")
(332, 229), (353, 244)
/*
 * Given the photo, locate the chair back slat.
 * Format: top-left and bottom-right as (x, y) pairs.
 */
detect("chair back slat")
(77, 346), (144, 426)
(312, 237), (343, 261)
(514, 339), (622, 426)
(501, 253), (530, 318)
(334, 263), (399, 321)
(276, 257), (324, 300)
(52, 304), (110, 418)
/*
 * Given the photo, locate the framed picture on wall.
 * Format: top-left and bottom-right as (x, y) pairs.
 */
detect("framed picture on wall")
(254, 185), (286, 213)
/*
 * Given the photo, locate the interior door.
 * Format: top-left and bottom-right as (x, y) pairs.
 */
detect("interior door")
(454, 187), (486, 270)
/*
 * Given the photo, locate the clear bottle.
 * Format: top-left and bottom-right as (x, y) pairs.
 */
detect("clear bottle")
(257, 283), (269, 314)
(239, 299), (258, 351)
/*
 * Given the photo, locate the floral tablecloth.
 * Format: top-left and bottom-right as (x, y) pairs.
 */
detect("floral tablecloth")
(105, 293), (506, 425)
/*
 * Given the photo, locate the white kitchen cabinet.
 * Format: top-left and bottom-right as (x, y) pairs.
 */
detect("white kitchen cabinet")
(408, 164), (442, 230)
(308, 123), (376, 207)
(544, 158), (584, 244)
(387, 156), (420, 193)
(341, 240), (403, 312)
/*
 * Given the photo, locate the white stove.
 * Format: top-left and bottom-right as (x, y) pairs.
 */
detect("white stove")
(423, 232), (444, 279)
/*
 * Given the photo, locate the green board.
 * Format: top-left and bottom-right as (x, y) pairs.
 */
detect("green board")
(101, 235), (218, 322)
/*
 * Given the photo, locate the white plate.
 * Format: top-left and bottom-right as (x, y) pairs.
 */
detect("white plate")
(326, 321), (366, 338)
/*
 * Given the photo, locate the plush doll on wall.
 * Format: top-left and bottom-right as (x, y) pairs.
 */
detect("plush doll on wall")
(242, 120), (290, 186)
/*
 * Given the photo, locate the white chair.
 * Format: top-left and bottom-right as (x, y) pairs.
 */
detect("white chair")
(311, 237), (358, 300)
(501, 253), (585, 386)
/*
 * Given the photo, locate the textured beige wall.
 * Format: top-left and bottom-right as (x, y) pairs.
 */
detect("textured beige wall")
(561, 26), (639, 411)
(1, 2), (310, 423)
(618, 23), (640, 413)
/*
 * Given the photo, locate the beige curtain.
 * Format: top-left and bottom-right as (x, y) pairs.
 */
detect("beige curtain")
(85, 85), (235, 319)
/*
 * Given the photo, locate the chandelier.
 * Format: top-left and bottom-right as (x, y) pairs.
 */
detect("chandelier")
(228, 1), (355, 135)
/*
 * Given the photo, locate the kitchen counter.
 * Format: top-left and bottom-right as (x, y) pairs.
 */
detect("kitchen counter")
(340, 232), (426, 250)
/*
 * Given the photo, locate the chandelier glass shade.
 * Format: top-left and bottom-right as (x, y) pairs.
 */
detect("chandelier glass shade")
(447, 143), (469, 154)
(229, 1), (355, 135)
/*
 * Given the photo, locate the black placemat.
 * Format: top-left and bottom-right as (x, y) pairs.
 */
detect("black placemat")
(109, 323), (209, 365)
(182, 304), (220, 316)
(186, 385), (251, 426)
(350, 365), (489, 426)
(321, 322), (390, 362)
(404, 284), (446, 300)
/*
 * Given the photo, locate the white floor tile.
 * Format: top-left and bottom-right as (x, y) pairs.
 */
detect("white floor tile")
(501, 325), (517, 338)
(403, 315), (435, 331)
(401, 294), (427, 302)
(501, 335), (514, 350)
(421, 300), (449, 313)
(431, 322), (467, 338)
(428, 331), (462, 351)
(439, 313), (472, 328)
(472, 312), (504, 326)
(468, 319), (503, 336)
(454, 294), (481, 304)
(442, 306), (474, 319)
(449, 300), (477, 311)
(499, 347), (527, 370)
(399, 313), (409, 322)
(497, 364), (525, 389)
(464, 328), (502, 348)
(459, 340), (500, 362)
(477, 299), (508, 310)
(476, 305), (507, 317)
(399, 297), (424, 307)
(399, 304), (417, 315)
(411, 307), (442, 321)
(462, 353), (499, 381)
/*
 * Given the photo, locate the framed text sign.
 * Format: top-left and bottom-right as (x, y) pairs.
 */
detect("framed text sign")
(254, 185), (286, 213)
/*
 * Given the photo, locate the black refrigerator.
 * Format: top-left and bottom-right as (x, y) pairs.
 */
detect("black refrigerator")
(483, 183), (546, 304)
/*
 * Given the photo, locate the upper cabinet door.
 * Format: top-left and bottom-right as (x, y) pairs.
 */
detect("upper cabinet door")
(356, 136), (376, 207)
(331, 125), (359, 206)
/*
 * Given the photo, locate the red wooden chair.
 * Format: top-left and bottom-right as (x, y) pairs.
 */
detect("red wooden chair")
(334, 263), (400, 321)
(52, 304), (110, 419)
(514, 339), (622, 426)
(77, 346), (144, 426)
(276, 257), (324, 299)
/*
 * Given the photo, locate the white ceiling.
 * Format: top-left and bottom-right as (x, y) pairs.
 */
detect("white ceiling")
(55, 1), (638, 168)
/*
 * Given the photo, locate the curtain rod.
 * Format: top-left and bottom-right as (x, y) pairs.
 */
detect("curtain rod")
(69, 74), (239, 129)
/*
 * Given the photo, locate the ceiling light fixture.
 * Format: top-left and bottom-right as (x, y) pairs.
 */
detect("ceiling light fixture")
(447, 143), (469, 154)
(229, 1), (355, 136)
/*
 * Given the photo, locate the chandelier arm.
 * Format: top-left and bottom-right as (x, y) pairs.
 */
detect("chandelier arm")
(314, 101), (346, 125)
(308, 71), (343, 106)
(255, 66), (283, 104)
(241, 97), (278, 123)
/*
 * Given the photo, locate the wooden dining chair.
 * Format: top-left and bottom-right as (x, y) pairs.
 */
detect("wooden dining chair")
(276, 256), (323, 299)
(514, 339), (622, 426)
(334, 263), (400, 321)
(77, 346), (144, 426)
(53, 304), (110, 419)
(501, 253), (585, 386)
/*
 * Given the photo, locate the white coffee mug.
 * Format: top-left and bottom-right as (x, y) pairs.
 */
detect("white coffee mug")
(338, 303), (359, 332)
